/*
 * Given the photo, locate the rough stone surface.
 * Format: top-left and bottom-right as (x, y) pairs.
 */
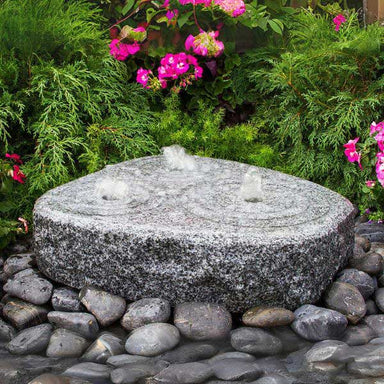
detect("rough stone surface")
(34, 155), (355, 311)
(230, 327), (283, 356)
(291, 305), (348, 341)
(3, 298), (49, 329)
(121, 298), (170, 331)
(51, 288), (84, 312)
(242, 307), (295, 327)
(47, 311), (99, 339)
(174, 302), (232, 340)
(337, 269), (375, 299)
(7, 323), (52, 355)
(79, 286), (126, 327)
(125, 323), (180, 356)
(3, 269), (53, 305)
(46, 328), (90, 358)
(82, 332), (125, 363)
(3, 253), (36, 276)
(323, 282), (366, 324)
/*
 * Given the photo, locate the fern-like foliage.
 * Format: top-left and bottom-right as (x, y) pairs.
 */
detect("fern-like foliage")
(234, 10), (384, 210)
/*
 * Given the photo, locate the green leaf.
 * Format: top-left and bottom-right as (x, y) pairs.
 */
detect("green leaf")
(177, 11), (193, 28)
(122, 0), (135, 15)
(268, 19), (284, 35)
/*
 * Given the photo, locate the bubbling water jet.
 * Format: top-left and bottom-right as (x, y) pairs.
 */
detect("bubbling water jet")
(95, 177), (129, 201)
(162, 145), (197, 171)
(240, 168), (264, 203)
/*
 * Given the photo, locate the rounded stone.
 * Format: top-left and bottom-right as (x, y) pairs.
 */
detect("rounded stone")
(174, 302), (232, 340)
(47, 311), (99, 339)
(125, 323), (180, 356)
(34, 154), (355, 312)
(3, 269), (53, 305)
(46, 328), (90, 358)
(242, 307), (295, 327)
(63, 363), (111, 383)
(342, 325), (377, 346)
(29, 374), (92, 384)
(375, 288), (384, 312)
(337, 269), (375, 299)
(82, 332), (125, 363)
(212, 359), (262, 381)
(230, 327), (283, 356)
(0, 318), (16, 341)
(349, 248), (384, 276)
(159, 342), (218, 363)
(364, 315), (384, 337)
(153, 362), (213, 384)
(304, 340), (350, 363)
(291, 304), (348, 341)
(355, 236), (371, 252)
(323, 282), (366, 324)
(79, 286), (126, 327)
(6, 323), (52, 355)
(121, 298), (170, 331)
(250, 374), (292, 384)
(3, 253), (36, 276)
(51, 287), (84, 312)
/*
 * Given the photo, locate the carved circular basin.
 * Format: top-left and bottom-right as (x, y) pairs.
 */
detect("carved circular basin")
(34, 155), (355, 311)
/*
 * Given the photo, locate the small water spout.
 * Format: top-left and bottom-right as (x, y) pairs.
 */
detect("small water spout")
(240, 168), (264, 203)
(95, 177), (129, 201)
(162, 145), (197, 171)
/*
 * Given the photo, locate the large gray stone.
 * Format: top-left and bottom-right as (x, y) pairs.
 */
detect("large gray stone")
(7, 324), (52, 355)
(51, 288), (84, 312)
(158, 342), (218, 363)
(337, 269), (376, 299)
(34, 154), (355, 311)
(125, 323), (180, 356)
(291, 305), (348, 341)
(174, 302), (232, 341)
(63, 363), (111, 384)
(111, 361), (168, 384)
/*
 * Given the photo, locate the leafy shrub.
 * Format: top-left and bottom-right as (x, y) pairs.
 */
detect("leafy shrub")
(233, 9), (384, 213)
(0, 0), (157, 247)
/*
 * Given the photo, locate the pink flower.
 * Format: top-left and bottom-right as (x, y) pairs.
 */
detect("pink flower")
(375, 131), (384, 151)
(377, 153), (384, 187)
(194, 65), (203, 79)
(11, 165), (26, 184)
(370, 121), (384, 136)
(179, 0), (212, 6)
(109, 39), (140, 61)
(333, 14), (346, 32)
(133, 27), (146, 33)
(136, 68), (152, 88)
(184, 31), (224, 57)
(18, 217), (28, 233)
(214, 0), (245, 17)
(366, 180), (376, 188)
(5, 153), (22, 164)
(343, 137), (362, 169)
(166, 9), (179, 20)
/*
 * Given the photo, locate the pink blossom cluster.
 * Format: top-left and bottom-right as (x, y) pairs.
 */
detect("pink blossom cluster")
(333, 14), (346, 32)
(179, 0), (212, 6)
(213, 0), (245, 17)
(5, 153), (26, 184)
(109, 27), (146, 61)
(137, 53), (203, 91)
(185, 31), (224, 57)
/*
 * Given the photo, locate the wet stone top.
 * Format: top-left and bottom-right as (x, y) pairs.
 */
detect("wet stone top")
(35, 154), (354, 243)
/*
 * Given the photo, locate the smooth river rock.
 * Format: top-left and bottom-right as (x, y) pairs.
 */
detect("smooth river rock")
(63, 363), (111, 384)
(3, 253), (36, 276)
(29, 373), (93, 384)
(242, 307), (295, 327)
(159, 342), (218, 363)
(363, 315), (384, 337)
(47, 312), (99, 339)
(82, 332), (125, 363)
(174, 302), (232, 340)
(0, 318), (16, 341)
(7, 323), (52, 355)
(121, 298), (170, 331)
(34, 154), (355, 312)
(111, 361), (168, 384)
(337, 269), (376, 299)
(125, 323), (180, 356)
(230, 327), (283, 356)
(153, 362), (213, 384)
(212, 359), (261, 381)
(46, 328), (90, 358)
(79, 286), (126, 327)
(3, 298), (49, 329)
(51, 288), (84, 312)
(323, 282), (366, 324)
(375, 288), (384, 312)
(3, 269), (53, 305)
(291, 305), (348, 341)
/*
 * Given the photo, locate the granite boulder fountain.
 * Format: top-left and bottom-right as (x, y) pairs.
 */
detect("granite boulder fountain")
(33, 146), (355, 312)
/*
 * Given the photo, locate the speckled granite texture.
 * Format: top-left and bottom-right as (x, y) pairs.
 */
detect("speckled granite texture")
(33, 156), (355, 312)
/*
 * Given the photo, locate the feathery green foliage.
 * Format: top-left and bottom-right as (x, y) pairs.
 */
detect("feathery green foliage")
(0, 0), (156, 247)
(234, 10), (384, 212)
